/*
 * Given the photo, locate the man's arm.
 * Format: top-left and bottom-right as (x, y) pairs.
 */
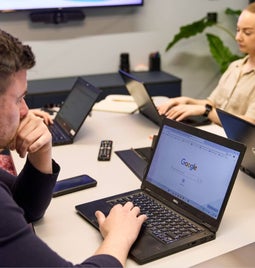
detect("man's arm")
(10, 111), (60, 221)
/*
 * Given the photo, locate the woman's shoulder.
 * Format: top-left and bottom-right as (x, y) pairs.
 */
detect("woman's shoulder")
(229, 55), (248, 68)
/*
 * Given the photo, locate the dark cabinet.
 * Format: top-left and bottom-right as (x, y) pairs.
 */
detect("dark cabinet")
(27, 71), (181, 108)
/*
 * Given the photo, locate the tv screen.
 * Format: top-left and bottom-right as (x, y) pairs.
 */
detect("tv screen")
(0, 0), (143, 12)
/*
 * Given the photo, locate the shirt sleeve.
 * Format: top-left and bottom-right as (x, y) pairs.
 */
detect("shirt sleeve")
(80, 254), (123, 267)
(12, 158), (60, 222)
(0, 163), (123, 267)
(0, 183), (121, 267)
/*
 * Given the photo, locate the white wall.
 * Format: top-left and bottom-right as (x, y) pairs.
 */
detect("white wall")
(0, 0), (246, 98)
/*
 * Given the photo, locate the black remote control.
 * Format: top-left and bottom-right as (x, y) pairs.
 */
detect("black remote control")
(98, 140), (113, 161)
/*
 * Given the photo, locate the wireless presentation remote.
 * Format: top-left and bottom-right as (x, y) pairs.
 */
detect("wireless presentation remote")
(98, 140), (113, 161)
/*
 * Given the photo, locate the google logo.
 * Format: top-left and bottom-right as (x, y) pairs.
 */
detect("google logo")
(181, 158), (198, 171)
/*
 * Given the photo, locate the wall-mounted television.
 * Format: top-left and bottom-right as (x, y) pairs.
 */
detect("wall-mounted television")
(0, 0), (143, 12)
(0, 0), (143, 24)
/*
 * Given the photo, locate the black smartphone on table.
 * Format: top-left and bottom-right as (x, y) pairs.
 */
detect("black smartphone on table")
(53, 174), (97, 197)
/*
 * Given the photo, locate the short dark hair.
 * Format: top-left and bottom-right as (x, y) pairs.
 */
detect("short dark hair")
(0, 29), (35, 94)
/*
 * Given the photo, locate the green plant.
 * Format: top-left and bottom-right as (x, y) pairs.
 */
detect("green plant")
(165, 8), (243, 73)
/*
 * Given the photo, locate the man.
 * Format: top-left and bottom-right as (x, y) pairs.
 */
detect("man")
(0, 29), (147, 267)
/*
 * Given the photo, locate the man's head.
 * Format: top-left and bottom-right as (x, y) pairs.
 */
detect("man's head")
(0, 30), (36, 149)
(0, 29), (35, 95)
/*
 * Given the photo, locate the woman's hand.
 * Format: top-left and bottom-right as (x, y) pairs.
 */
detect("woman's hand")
(31, 109), (53, 125)
(157, 96), (191, 115)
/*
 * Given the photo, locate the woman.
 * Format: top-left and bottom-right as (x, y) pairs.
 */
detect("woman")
(158, 3), (255, 125)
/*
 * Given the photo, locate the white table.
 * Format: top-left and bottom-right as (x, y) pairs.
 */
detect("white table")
(12, 110), (255, 267)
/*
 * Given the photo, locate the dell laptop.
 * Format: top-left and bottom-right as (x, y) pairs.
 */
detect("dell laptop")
(76, 117), (245, 264)
(119, 69), (211, 127)
(217, 108), (255, 179)
(48, 77), (102, 146)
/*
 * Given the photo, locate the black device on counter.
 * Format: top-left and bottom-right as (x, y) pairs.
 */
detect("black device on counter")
(53, 174), (97, 197)
(98, 140), (113, 161)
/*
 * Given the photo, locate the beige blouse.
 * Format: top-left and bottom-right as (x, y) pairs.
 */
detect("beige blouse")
(208, 56), (255, 119)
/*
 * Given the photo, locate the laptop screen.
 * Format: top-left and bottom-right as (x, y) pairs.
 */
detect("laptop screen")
(57, 78), (101, 132)
(119, 69), (162, 125)
(146, 124), (241, 220)
(217, 108), (255, 178)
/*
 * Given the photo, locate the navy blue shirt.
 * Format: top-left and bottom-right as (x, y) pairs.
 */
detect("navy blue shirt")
(0, 159), (122, 267)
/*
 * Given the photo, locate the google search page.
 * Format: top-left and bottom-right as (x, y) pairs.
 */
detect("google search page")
(147, 125), (240, 219)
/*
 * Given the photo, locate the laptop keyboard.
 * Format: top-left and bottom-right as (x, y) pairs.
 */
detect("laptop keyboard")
(107, 192), (204, 244)
(49, 123), (70, 144)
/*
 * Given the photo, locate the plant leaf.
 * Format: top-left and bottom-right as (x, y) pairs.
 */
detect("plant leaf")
(206, 33), (242, 73)
(225, 8), (241, 16)
(165, 17), (216, 51)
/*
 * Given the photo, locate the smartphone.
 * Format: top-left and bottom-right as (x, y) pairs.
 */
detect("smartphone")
(53, 174), (97, 197)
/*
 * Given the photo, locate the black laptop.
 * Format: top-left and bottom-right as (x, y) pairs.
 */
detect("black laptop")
(119, 69), (211, 127)
(76, 117), (245, 264)
(48, 77), (102, 146)
(217, 108), (255, 179)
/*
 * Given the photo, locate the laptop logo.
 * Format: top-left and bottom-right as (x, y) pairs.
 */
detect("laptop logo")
(173, 198), (179, 205)
(70, 129), (75, 136)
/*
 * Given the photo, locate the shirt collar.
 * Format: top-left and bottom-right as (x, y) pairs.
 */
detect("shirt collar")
(235, 55), (255, 74)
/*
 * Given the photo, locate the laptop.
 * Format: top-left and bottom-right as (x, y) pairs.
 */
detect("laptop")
(48, 77), (102, 146)
(76, 117), (245, 264)
(217, 108), (255, 179)
(115, 135), (158, 181)
(119, 69), (211, 127)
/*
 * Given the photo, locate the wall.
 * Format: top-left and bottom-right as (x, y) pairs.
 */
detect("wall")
(0, 0), (246, 98)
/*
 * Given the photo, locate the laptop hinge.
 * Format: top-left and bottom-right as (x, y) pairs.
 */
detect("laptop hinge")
(55, 116), (75, 137)
(201, 222), (214, 231)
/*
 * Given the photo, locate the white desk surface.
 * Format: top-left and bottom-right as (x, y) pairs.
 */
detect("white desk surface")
(12, 111), (255, 267)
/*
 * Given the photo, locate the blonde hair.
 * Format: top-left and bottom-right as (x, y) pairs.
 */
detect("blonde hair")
(246, 2), (255, 13)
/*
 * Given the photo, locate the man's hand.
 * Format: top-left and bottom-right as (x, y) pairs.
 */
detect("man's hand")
(94, 202), (147, 267)
(31, 109), (54, 125)
(10, 111), (53, 173)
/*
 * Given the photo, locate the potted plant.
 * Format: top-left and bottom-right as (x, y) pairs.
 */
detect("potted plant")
(165, 8), (243, 73)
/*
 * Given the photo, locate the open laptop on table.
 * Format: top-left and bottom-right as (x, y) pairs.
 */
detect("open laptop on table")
(116, 70), (211, 178)
(115, 134), (158, 181)
(119, 69), (211, 127)
(217, 108), (255, 179)
(76, 117), (245, 264)
(48, 77), (102, 146)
